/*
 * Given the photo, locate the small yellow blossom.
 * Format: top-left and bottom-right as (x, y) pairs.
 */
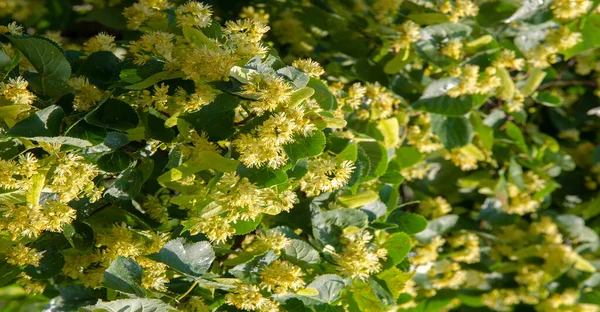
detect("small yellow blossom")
(551, 0), (592, 19)
(82, 32), (116, 54)
(68, 76), (105, 111)
(260, 260), (305, 294)
(390, 21), (421, 53)
(292, 58), (325, 77)
(440, 39), (463, 60)
(240, 6), (270, 25)
(333, 229), (387, 280)
(4, 244), (41, 267)
(175, 1), (212, 28)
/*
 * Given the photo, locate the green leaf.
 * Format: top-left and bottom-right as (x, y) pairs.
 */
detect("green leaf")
(338, 190), (379, 208)
(307, 78), (336, 110)
(182, 26), (218, 50)
(233, 215), (263, 235)
(289, 274), (346, 307)
(182, 93), (239, 141)
(104, 257), (145, 296)
(158, 151), (239, 184)
(312, 208), (369, 247)
(154, 238), (215, 276)
(85, 99), (139, 131)
(505, 122), (528, 153)
(104, 164), (144, 200)
(394, 146), (424, 169)
(24, 248), (64, 279)
(358, 141), (388, 178)
(382, 232), (411, 265)
(377, 118), (400, 149)
(8, 105), (64, 137)
(283, 131), (326, 162)
(430, 114), (473, 149)
(78, 51), (120, 89)
(283, 239), (320, 266)
(98, 150), (131, 173)
(564, 14), (600, 59)
(237, 165), (288, 188)
(533, 91), (562, 107)
(27, 136), (92, 147)
(6, 35), (71, 95)
(0, 189), (26, 205)
(352, 281), (385, 312)
(386, 211), (428, 235)
(412, 78), (487, 116)
(81, 299), (176, 312)
(123, 71), (184, 90)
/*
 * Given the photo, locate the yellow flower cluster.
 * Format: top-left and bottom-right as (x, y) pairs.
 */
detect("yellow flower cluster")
(82, 32), (116, 55)
(390, 21), (421, 53)
(0, 152), (100, 240)
(439, 0), (479, 22)
(299, 155), (354, 196)
(185, 172), (298, 243)
(550, 0), (592, 20)
(333, 229), (387, 280)
(259, 260), (305, 294)
(240, 6), (270, 25)
(447, 65), (501, 97)
(420, 196), (452, 219)
(504, 171), (546, 215)
(528, 26), (581, 69)
(226, 282), (280, 311)
(407, 114), (443, 153)
(67, 76), (106, 111)
(0, 76), (36, 120)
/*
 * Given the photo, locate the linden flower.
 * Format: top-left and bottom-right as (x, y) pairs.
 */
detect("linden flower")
(82, 32), (116, 54)
(240, 6), (270, 25)
(142, 195), (169, 223)
(68, 76), (105, 111)
(43, 200), (76, 232)
(175, 1), (212, 28)
(123, 0), (170, 30)
(129, 31), (175, 66)
(181, 45), (238, 81)
(412, 236), (445, 265)
(428, 259), (467, 289)
(190, 215), (236, 244)
(333, 229), (387, 280)
(0, 22), (23, 35)
(0, 76), (36, 106)
(180, 296), (211, 312)
(292, 58), (325, 77)
(49, 152), (100, 202)
(138, 257), (169, 292)
(262, 188), (298, 215)
(226, 283), (276, 311)
(447, 231), (480, 264)
(96, 223), (144, 258)
(252, 231), (291, 253)
(390, 20), (421, 53)
(494, 49), (525, 71)
(551, 0), (592, 19)
(4, 244), (41, 267)
(365, 82), (400, 119)
(345, 82), (366, 109)
(259, 260), (305, 294)
(420, 196), (452, 219)
(440, 0), (479, 22)
(440, 39), (463, 60)
(299, 156), (355, 196)
(242, 73), (293, 115)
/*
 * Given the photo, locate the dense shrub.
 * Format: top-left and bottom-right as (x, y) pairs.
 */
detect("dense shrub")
(0, 0), (599, 311)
